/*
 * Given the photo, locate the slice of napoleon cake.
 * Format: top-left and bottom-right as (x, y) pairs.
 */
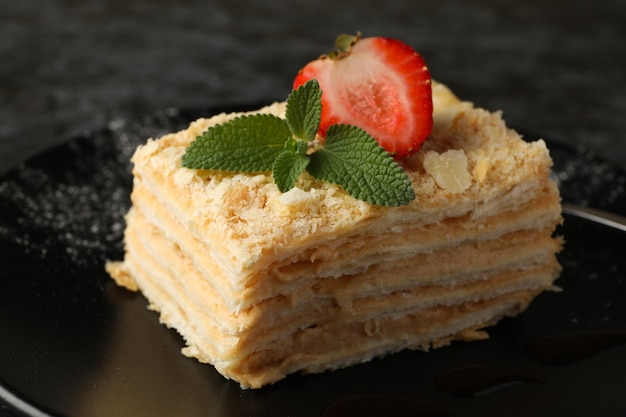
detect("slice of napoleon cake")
(106, 34), (562, 389)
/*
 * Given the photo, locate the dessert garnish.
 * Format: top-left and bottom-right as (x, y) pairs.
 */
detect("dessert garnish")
(294, 33), (433, 159)
(182, 79), (416, 206)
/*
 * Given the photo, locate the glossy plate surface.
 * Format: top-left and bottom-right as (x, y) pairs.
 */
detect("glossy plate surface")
(1, 106), (625, 417)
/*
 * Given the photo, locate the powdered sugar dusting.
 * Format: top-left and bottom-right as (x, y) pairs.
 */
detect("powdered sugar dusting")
(549, 142), (626, 212)
(0, 107), (192, 272)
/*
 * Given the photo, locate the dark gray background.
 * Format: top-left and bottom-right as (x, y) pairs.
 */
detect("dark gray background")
(1, 1), (625, 415)
(1, 0), (625, 178)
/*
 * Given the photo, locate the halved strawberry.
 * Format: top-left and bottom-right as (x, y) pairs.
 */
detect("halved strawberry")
(293, 33), (433, 159)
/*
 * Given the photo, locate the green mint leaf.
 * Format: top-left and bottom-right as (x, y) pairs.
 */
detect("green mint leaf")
(272, 149), (311, 192)
(285, 79), (322, 141)
(306, 124), (416, 206)
(181, 114), (290, 172)
(284, 136), (309, 155)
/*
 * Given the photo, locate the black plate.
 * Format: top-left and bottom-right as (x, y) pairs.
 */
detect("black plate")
(1, 105), (625, 417)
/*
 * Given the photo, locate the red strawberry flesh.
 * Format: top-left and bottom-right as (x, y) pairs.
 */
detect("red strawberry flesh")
(294, 36), (433, 159)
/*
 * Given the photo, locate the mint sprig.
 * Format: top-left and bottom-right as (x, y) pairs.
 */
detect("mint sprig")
(181, 80), (416, 207)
